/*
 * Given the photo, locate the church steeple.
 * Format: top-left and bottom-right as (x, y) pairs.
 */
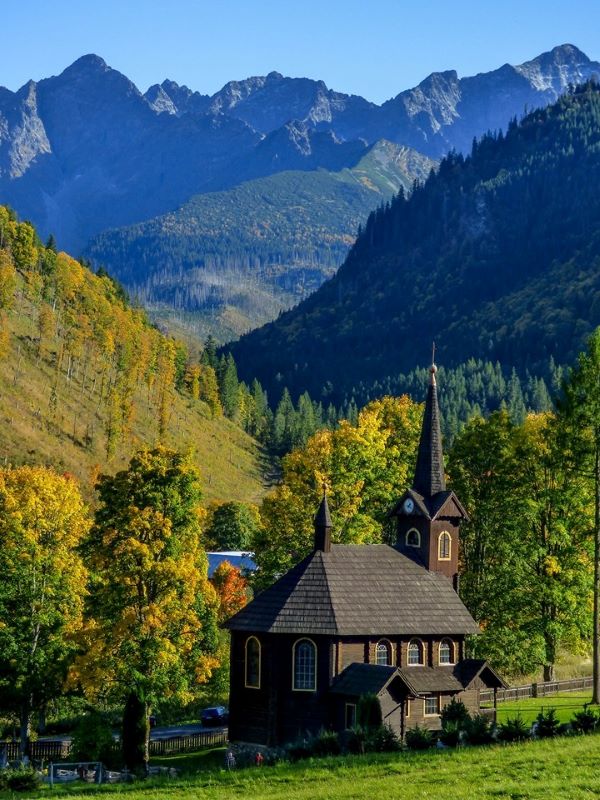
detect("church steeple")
(314, 487), (332, 553)
(412, 353), (446, 498)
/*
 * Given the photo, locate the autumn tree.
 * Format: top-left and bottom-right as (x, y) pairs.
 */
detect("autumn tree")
(0, 467), (89, 758)
(73, 447), (220, 773)
(211, 561), (249, 623)
(255, 396), (421, 587)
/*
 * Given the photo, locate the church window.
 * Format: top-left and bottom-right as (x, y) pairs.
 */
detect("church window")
(424, 696), (440, 715)
(345, 703), (357, 729)
(406, 529), (420, 548)
(407, 639), (424, 666)
(293, 638), (317, 691)
(438, 531), (451, 560)
(245, 636), (261, 688)
(376, 640), (392, 665)
(439, 639), (454, 665)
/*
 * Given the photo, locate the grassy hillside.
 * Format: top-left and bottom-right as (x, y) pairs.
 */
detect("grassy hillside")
(86, 141), (435, 342)
(230, 82), (600, 402)
(0, 209), (265, 504)
(9, 735), (600, 798)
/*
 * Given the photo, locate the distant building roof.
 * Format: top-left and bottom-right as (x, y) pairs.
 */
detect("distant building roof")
(207, 551), (256, 578)
(224, 544), (478, 636)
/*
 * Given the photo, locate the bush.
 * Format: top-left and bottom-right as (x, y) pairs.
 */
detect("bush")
(535, 708), (560, 739)
(497, 716), (530, 742)
(310, 728), (341, 757)
(357, 694), (383, 730)
(367, 724), (401, 752)
(344, 725), (368, 755)
(440, 698), (471, 729)
(439, 721), (461, 747)
(285, 739), (312, 762)
(6, 768), (41, 792)
(71, 711), (118, 768)
(465, 714), (494, 745)
(405, 725), (434, 750)
(571, 707), (599, 734)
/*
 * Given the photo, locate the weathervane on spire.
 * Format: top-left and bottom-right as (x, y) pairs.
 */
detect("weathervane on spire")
(430, 341), (437, 385)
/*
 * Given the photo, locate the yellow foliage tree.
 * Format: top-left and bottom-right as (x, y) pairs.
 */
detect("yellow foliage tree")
(0, 466), (89, 758)
(256, 395), (422, 586)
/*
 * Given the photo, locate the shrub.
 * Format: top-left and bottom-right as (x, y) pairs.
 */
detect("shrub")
(497, 715), (530, 742)
(71, 711), (118, 768)
(405, 725), (434, 750)
(285, 739), (312, 762)
(344, 725), (368, 755)
(535, 708), (560, 739)
(571, 707), (599, 734)
(439, 721), (461, 747)
(367, 724), (401, 752)
(441, 698), (471, 729)
(310, 728), (341, 757)
(465, 714), (494, 745)
(6, 768), (41, 792)
(357, 694), (383, 730)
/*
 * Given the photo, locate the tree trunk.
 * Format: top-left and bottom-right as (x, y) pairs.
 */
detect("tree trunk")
(122, 692), (149, 776)
(19, 703), (31, 762)
(593, 444), (600, 705)
(543, 663), (555, 682)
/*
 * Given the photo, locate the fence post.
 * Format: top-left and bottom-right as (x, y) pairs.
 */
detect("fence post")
(532, 682), (538, 698)
(493, 688), (498, 725)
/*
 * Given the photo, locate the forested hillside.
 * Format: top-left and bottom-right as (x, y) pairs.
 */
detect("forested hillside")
(0, 208), (264, 502)
(230, 82), (600, 402)
(86, 142), (434, 340)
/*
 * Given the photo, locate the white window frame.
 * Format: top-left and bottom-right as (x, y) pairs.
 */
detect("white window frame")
(424, 696), (440, 716)
(292, 638), (317, 692)
(407, 638), (424, 666)
(375, 639), (392, 666)
(439, 638), (455, 665)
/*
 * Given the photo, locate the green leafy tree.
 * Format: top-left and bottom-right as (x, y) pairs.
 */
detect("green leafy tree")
(558, 328), (600, 702)
(205, 501), (261, 551)
(73, 447), (220, 773)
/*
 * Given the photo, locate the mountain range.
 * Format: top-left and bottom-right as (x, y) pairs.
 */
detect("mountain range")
(1, 44), (599, 337)
(228, 83), (600, 402)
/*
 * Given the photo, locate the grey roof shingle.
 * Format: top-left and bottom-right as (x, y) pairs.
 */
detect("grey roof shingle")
(224, 544), (479, 635)
(330, 663), (398, 696)
(397, 666), (464, 694)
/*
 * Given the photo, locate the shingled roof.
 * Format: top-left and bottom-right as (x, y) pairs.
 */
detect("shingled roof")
(224, 544), (479, 635)
(412, 364), (446, 497)
(330, 661), (503, 698)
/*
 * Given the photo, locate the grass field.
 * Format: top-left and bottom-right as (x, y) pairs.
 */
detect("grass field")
(5, 732), (600, 800)
(490, 692), (597, 726)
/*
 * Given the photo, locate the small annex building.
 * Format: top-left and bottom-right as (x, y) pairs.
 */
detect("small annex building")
(224, 362), (506, 745)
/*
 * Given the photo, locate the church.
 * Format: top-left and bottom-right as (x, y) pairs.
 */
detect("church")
(224, 362), (505, 745)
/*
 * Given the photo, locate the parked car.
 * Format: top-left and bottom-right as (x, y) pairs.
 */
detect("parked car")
(200, 706), (229, 726)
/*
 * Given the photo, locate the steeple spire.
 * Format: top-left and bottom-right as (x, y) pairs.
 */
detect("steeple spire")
(412, 348), (446, 497)
(314, 485), (332, 553)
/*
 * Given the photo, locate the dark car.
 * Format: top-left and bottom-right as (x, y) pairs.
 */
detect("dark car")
(200, 706), (229, 726)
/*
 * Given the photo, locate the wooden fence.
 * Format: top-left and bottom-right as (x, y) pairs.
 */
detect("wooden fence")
(1, 728), (228, 762)
(480, 676), (593, 704)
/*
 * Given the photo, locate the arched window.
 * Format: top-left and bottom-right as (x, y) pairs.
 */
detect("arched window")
(439, 639), (454, 665)
(407, 639), (424, 666)
(406, 529), (421, 548)
(245, 636), (261, 688)
(438, 531), (451, 560)
(293, 638), (317, 691)
(376, 640), (392, 666)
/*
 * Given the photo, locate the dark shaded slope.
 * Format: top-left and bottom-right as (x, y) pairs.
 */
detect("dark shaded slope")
(228, 83), (600, 401)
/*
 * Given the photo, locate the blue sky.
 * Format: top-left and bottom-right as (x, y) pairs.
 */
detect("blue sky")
(2, 0), (600, 102)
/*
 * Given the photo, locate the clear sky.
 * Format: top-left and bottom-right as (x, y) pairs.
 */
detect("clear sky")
(2, 0), (600, 103)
